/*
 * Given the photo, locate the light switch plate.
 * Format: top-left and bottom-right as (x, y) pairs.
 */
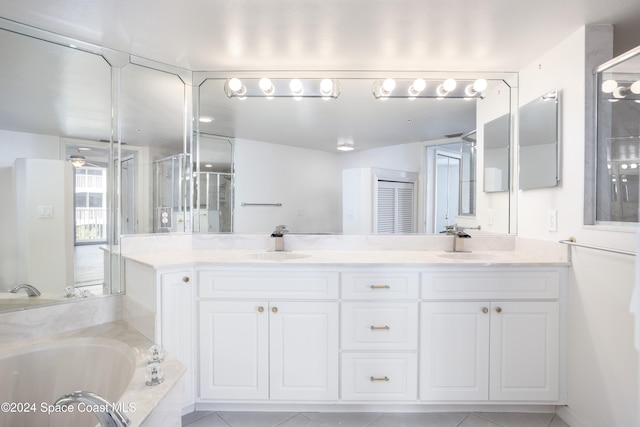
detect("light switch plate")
(547, 209), (558, 232)
(37, 205), (53, 218)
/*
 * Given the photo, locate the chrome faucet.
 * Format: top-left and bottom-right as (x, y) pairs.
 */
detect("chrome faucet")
(271, 225), (289, 251)
(441, 225), (478, 252)
(54, 391), (130, 427)
(10, 284), (41, 296)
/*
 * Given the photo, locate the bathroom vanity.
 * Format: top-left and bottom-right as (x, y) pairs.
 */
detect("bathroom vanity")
(122, 237), (568, 414)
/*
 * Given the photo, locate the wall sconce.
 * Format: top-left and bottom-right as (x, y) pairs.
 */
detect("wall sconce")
(225, 78), (341, 99)
(372, 78), (487, 99)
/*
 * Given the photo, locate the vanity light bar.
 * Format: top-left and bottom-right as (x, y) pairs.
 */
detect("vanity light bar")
(372, 78), (487, 99)
(224, 78), (341, 99)
(600, 79), (640, 102)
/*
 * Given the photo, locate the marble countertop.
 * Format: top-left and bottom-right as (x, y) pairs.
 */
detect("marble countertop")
(123, 248), (570, 269)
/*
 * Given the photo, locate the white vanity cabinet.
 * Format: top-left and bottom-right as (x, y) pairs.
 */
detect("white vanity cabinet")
(123, 260), (195, 410)
(159, 268), (196, 407)
(197, 270), (340, 401)
(124, 254), (568, 411)
(419, 269), (565, 403)
(340, 271), (419, 401)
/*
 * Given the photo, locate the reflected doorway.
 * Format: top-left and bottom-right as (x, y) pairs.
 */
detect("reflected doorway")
(72, 165), (106, 289)
(121, 155), (137, 234)
(435, 152), (460, 233)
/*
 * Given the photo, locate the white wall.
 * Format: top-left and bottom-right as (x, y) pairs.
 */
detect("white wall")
(14, 159), (74, 292)
(519, 25), (638, 427)
(0, 130), (63, 291)
(233, 139), (342, 233)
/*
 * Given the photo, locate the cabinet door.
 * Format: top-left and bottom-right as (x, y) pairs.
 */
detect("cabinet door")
(490, 301), (559, 401)
(199, 300), (269, 400)
(160, 269), (194, 409)
(269, 301), (339, 400)
(419, 302), (490, 401)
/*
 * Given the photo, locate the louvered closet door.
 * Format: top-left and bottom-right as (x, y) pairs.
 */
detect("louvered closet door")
(376, 180), (415, 233)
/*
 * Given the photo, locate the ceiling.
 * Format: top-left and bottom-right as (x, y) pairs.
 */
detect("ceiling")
(2, 0), (640, 72)
(1, 0), (640, 153)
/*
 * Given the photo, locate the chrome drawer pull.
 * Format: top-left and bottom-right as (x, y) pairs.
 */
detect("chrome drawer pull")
(370, 376), (390, 382)
(370, 285), (390, 289)
(370, 325), (391, 330)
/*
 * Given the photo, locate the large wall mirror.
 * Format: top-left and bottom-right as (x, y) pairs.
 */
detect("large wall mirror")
(0, 21), (114, 309)
(595, 46), (640, 224)
(196, 72), (516, 235)
(0, 18), (516, 313)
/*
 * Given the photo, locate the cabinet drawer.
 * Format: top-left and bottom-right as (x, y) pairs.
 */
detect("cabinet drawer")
(341, 353), (417, 401)
(421, 270), (560, 300)
(341, 272), (419, 299)
(198, 270), (339, 299)
(341, 302), (418, 350)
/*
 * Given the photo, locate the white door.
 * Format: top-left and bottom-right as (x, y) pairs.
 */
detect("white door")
(269, 301), (339, 400)
(199, 300), (269, 399)
(160, 270), (194, 408)
(489, 301), (560, 401)
(419, 302), (490, 401)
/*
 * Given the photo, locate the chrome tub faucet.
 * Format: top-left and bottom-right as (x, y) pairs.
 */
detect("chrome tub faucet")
(54, 391), (130, 427)
(10, 284), (41, 296)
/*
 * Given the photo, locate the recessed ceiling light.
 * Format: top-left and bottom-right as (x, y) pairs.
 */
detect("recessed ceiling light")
(199, 116), (214, 123)
(77, 147), (92, 151)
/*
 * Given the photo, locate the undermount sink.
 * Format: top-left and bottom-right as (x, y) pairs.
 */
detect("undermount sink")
(438, 252), (497, 261)
(247, 252), (311, 261)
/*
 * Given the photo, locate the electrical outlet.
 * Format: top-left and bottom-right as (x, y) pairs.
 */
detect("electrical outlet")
(547, 209), (558, 232)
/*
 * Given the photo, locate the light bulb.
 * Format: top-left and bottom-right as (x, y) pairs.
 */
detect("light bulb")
(259, 78), (274, 95)
(630, 81), (640, 95)
(436, 84), (449, 97)
(473, 79), (488, 93)
(228, 78), (243, 92)
(613, 86), (628, 99)
(464, 84), (476, 97)
(320, 79), (334, 96)
(601, 79), (618, 93)
(290, 79), (303, 95)
(409, 78), (426, 96)
(442, 78), (457, 92)
(380, 78), (396, 96)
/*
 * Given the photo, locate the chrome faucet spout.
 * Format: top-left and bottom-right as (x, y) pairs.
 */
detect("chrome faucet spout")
(10, 284), (41, 296)
(271, 225), (289, 251)
(54, 391), (130, 427)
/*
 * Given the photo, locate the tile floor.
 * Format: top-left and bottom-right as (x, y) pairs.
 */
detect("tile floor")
(182, 411), (571, 427)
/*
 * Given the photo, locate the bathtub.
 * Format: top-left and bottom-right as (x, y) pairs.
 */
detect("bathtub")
(0, 337), (136, 427)
(0, 321), (185, 427)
